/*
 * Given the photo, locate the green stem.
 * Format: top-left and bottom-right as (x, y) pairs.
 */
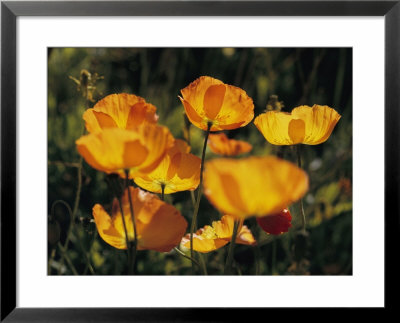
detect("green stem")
(117, 196), (132, 274)
(83, 230), (97, 275)
(190, 191), (196, 207)
(125, 170), (137, 274)
(189, 122), (211, 272)
(48, 248), (56, 274)
(57, 242), (78, 275)
(173, 247), (201, 268)
(224, 220), (240, 275)
(296, 145), (307, 232)
(271, 239), (277, 275)
(72, 225), (95, 275)
(198, 253), (208, 275)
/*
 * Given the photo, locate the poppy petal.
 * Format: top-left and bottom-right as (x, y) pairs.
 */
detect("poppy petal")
(203, 84), (226, 120)
(208, 133), (252, 156)
(256, 208), (292, 235)
(93, 188), (188, 252)
(92, 203), (127, 249)
(83, 93), (158, 133)
(180, 76), (254, 131)
(203, 156), (308, 218)
(254, 105), (341, 145)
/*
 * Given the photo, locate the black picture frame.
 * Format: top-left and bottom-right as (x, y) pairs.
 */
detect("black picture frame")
(1, 0), (399, 321)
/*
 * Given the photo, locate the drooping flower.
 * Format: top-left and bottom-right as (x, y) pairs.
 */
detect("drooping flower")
(76, 124), (173, 178)
(83, 93), (158, 133)
(208, 133), (252, 156)
(203, 156), (308, 219)
(256, 208), (292, 235)
(179, 76), (254, 131)
(254, 104), (341, 145)
(92, 187), (188, 251)
(181, 215), (255, 253)
(134, 139), (201, 194)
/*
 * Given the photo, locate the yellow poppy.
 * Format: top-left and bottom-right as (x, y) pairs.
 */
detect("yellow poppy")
(93, 187), (188, 251)
(203, 156), (308, 219)
(179, 76), (254, 131)
(83, 93), (158, 133)
(208, 133), (252, 156)
(134, 139), (201, 194)
(181, 215), (255, 253)
(254, 104), (341, 145)
(76, 124), (173, 178)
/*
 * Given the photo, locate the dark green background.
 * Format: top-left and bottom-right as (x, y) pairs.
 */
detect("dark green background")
(48, 48), (352, 275)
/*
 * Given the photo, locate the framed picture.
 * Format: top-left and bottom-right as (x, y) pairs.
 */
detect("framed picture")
(1, 0), (398, 320)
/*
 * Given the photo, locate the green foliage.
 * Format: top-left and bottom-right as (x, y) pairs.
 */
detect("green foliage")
(48, 48), (352, 275)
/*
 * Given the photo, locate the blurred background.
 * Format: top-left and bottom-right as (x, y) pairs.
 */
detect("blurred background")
(48, 48), (352, 275)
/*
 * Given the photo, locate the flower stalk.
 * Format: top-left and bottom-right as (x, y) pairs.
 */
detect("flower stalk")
(189, 122), (211, 271)
(125, 170), (138, 274)
(117, 196), (133, 274)
(224, 219), (240, 274)
(296, 145), (306, 232)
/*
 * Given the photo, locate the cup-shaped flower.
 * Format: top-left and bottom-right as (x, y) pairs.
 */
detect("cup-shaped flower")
(208, 133), (252, 156)
(256, 208), (292, 235)
(93, 187), (188, 251)
(179, 76), (254, 131)
(134, 139), (201, 194)
(181, 215), (255, 253)
(76, 124), (173, 178)
(254, 104), (341, 145)
(83, 93), (158, 133)
(203, 156), (308, 219)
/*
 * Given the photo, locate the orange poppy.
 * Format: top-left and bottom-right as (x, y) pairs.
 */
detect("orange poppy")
(83, 93), (158, 133)
(208, 133), (252, 156)
(93, 187), (188, 251)
(254, 105), (341, 145)
(134, 139), (201, 194)
(179, 76), (254, 131)
(203, 156), (308, 219)
(76, 124), (173, 178)
(181, 215), (255, 253)
(256, 208), (292, 235)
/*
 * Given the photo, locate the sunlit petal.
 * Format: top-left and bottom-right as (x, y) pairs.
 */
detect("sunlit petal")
(203, 156), (309, 218)
(208, 133), (252, 156)
(254, 105), (341, 145)
(93, 187), (187, 252)
(134, 139), (201, 194)
(180, 76), (254, 131)
(83, 93), (158, 133)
